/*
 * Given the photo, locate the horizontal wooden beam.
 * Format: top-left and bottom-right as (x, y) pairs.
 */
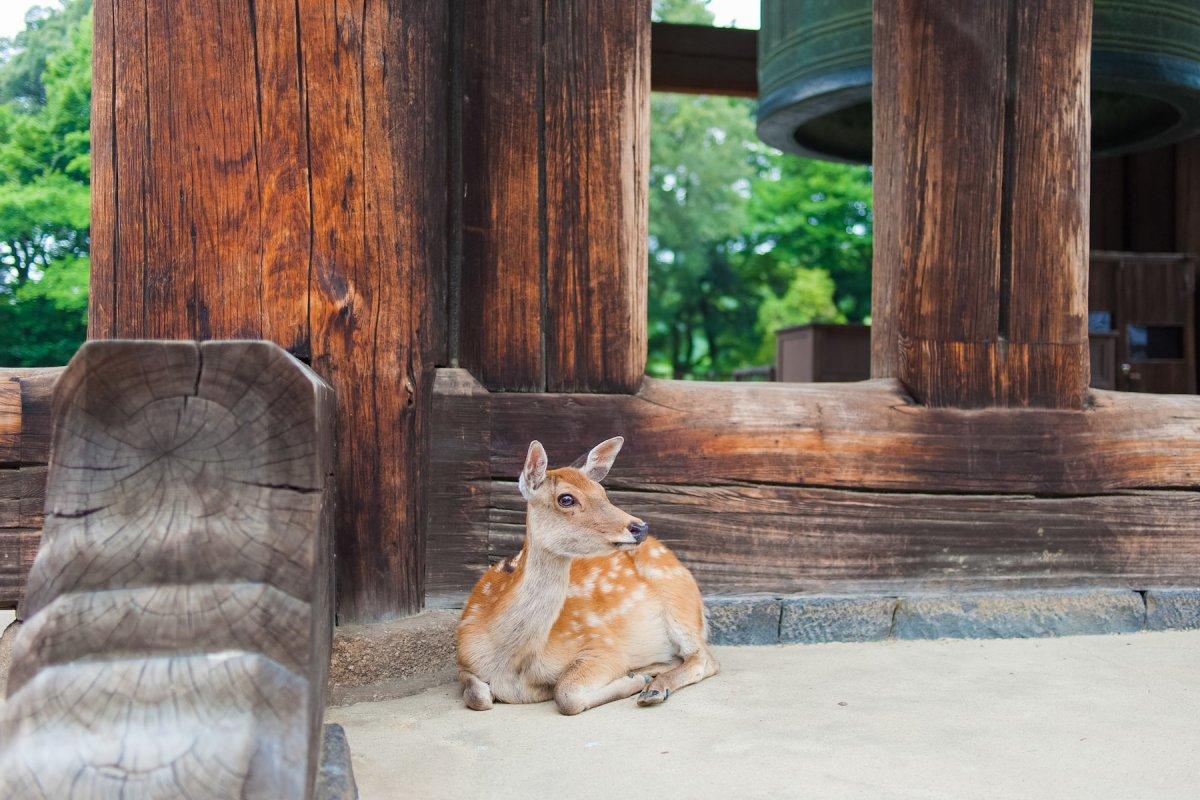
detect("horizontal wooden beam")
(1, 369), (59, 466)
(427, 369), (1200, 604)
(0, 368), (60, 610)
(650, 22), (756, 97)
(483, 481), (1200, 598)
(486, 376), (1200, 494)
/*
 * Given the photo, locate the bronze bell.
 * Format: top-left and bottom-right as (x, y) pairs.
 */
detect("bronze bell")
(757, 0), (1200, 162)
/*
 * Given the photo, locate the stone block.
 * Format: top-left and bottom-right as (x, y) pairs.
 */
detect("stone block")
(705, 596), (781, 645)
(780, 595), (896, 643)
(1145, 588), (1200, 631)
(893, 589), (1144, 640)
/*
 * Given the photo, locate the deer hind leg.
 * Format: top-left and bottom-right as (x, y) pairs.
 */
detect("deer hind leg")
(460, 670), (494, 711)
(637, 644), (719, 706)
(555, 657), (653, 716)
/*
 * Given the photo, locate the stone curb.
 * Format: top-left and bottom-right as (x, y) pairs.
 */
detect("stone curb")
(314, 588), (1200, 705)
(1145, 588), (1200, 631)
(329, 610), (458, 706)
(706, 587), (1200, 645)
(892, 589), (1143, 640)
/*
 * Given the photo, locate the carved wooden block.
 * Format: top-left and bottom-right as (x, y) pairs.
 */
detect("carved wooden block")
(0, 341), (335, 800)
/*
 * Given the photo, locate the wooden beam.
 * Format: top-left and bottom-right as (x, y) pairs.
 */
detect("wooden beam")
(872, 0), (1091, 407)
(0, 368), (60, 610)
(485, 377), (1200, 495)
(459, 0), (546, 390)
(488, 482), (1200, 597)
(427, 371), (1200, 602)
(91, 0), (448, 621)
(0, 341), (335, 799)
(650, 22), (757, 97)
(458, 0), (649, 393)
(543, 0), (650, 392)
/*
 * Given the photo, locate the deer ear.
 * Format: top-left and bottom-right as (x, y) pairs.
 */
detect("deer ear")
(581, 436), (624, 483)
(519, 440), (548, 499)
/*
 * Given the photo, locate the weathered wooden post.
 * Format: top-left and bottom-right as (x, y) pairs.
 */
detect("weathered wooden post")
(457, 0), (650, 392)
(90, 1), (448, 621)
(872, 0), (1091, 408)
(0, 341), (336, 799)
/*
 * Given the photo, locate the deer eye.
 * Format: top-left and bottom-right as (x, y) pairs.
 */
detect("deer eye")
(557, 493), (576, 508)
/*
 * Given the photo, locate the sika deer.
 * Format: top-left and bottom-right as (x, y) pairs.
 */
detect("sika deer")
(456, 437), (718, 715)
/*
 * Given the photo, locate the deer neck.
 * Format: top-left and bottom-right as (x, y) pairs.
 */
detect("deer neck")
(494, 511), (572, 653)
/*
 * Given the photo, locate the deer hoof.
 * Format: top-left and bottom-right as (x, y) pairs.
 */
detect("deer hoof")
(637, 687), (670, 706)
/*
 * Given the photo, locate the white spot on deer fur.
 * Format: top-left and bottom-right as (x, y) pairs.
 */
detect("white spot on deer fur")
(585, 612), (603, 627)
(643, 566), (665, 579)
(481, 583), (492, 595)
(650, 545), (666, 557)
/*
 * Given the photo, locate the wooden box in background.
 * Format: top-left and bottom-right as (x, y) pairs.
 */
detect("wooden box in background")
(775, 324), (871, 383)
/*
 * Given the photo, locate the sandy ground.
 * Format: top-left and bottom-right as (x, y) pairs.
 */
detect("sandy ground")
(327, 631), (1200, 800)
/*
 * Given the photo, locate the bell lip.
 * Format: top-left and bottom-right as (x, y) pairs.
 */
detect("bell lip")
(757, 66), (872, 164)
(756, 53), (1200, 163)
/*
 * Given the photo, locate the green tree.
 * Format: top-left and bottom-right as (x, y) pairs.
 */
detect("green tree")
(648, 0), (873, 380)
(745, 155), (873, 324)
(648, 91), (770, 378)
(0, 0), (91, 367)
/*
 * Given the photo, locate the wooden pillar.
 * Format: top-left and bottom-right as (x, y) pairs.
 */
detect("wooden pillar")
(90, 0), (448, 621)
(871, 0), (1091, 408)
(457, 0), (649, 392)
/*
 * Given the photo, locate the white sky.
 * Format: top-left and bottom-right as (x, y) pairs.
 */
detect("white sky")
(0, 2), (43, 40)
(708, 0), (761, 28)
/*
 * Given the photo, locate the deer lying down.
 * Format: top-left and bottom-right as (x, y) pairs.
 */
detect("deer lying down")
(457, 437), (718, 715)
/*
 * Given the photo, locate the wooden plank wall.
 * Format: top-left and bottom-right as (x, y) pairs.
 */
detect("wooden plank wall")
(457, 0), (650, 392)
(0, 368), (59, 611)
(427, 370), (1200, 604)
(91, 0), (448, 622)
(1092, 138), (1200, 254)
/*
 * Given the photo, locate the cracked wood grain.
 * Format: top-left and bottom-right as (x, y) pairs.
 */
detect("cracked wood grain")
(0, 340), (335, 800)
(872, 0), (1091, 407)
(91, 0), (447, 622)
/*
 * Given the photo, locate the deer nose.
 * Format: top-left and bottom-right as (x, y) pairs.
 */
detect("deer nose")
(628, 520), (649, 543)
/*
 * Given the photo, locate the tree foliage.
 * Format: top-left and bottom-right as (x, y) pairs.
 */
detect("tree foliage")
(650, 0), (872, 379)
(0, 0), (91, 366)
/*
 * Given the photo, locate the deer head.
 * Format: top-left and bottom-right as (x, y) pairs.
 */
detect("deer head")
(518, 437), (649, 558)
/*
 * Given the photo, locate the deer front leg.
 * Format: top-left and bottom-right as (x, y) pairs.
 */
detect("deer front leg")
(460, 670), (494, 711)
(637, 645), (719, 707)
(555, 658), (651, 716)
